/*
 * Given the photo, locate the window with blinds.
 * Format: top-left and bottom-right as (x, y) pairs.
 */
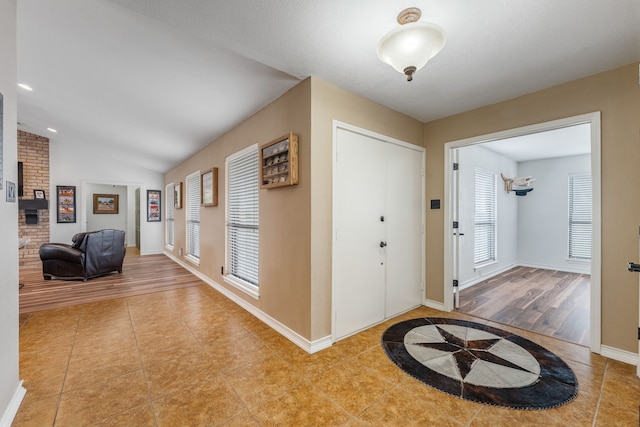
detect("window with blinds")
(569, 174), (592, 260)
(165, 183), (175, 248)
(474, 169), (496, 266)
(186, 171), (200, 261)
(226, 145), (259, 293)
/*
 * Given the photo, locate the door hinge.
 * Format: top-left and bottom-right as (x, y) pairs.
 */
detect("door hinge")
(453, 279), (459, 288)
(453, 221), (459, 229)
(453, 163), (459, 171)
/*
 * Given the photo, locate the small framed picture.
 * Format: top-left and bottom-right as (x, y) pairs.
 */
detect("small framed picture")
(200, 168), (218, 207)
(57, 185), (76, 223)
(93, 193), (119, 214)
(147, 190), (161, 222)
(34, 189), (46, 199)
(174, 182), (183, 209)
(6, 181), (16, 202)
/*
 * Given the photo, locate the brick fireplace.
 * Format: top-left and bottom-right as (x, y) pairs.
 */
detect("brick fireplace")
(18, 130), (50, 267)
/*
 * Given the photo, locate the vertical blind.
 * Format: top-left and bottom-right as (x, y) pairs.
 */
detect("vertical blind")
(227, 147), (259, 287)
(186, 171), (200, 259)
(569, 174), (592, 260)
(474, 169), (496, 265)
(165, 183), (175, 247)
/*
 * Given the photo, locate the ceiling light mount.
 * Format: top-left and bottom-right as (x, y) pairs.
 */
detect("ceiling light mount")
(397, 7), (421, 25)
(377, 7), (446, 82)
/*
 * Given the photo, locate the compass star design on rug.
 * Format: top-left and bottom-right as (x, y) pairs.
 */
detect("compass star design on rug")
(382, 318), (578, 410)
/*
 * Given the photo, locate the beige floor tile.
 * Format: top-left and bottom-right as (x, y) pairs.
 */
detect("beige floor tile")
(250, 381), (351, 426)
(64, 346), (141, 392)
(70, 328), (137, 361)
(21, 365), (67, 401)
(144, 350), (222, 399)
(470, 405), (566, 426)
(225, 353), (304, 408)
(96, 403), (157, 427)
(400, 377), (483, 424)
(205, 332), (275, 373)
(135, 326), (204, 368)
(10, 393), (59, 427)
(55, 370), (149, 426)
(356, 386), (465, 426)
(309, 358), (397, 415)
(152, 377), (245, 426)
(277, 343), (348, 378)
(216, 409), (260, 426)
(595, 400), (640, 427)
(354, 346), (408, 385)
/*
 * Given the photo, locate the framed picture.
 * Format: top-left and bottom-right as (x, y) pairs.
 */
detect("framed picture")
(200, 168), (218, 207)
(93, 193), (119, 214)
(56, 186), (76, 223)
(34, 189), (46, 199)
(6, 181), (15, 202)
(174, 182), (183, 209)
(147, 190), (161, 222)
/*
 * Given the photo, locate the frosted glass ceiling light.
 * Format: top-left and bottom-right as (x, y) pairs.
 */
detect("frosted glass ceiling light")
(377, 7), (446, 81)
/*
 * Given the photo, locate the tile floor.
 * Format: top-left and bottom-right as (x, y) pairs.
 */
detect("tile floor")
(13, 284), (640, 426)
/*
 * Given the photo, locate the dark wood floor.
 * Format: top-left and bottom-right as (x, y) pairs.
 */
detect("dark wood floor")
(457, 266), (590, 346)
(19, 249), (202, 314)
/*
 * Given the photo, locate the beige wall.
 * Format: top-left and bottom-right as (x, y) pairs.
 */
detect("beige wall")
(424, 63), (640, 352)
(165, 79), (312, 338)
(309, 77), (424, 340)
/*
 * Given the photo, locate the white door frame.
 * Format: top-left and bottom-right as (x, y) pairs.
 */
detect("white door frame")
(443, 112), (602, 354)
(332, 120), (426, 341)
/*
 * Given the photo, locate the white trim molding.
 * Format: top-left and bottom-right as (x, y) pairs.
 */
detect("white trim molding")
(600, 345), (638, 366)
(443, 112), (602, 355)
(423, 299), (446, 311)
(164, 251), (332, 354)
(0, 381), (26, 427)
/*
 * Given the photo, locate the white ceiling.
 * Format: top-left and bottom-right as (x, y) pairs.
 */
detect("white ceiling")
(16, 0), (640, 173)
(482, 123), (591, 162)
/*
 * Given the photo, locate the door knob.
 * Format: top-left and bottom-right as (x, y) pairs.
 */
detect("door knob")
(380, 241), (387, 248)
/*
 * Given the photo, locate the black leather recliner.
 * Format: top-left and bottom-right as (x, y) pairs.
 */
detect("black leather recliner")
(39, 229), (126, 281)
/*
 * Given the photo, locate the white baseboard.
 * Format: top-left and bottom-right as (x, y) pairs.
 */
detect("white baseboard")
(140, 250), (165, 256)
(0, 381), (26, 427)
(164, 252), (331, 354)
(600, 345), (638, 366)
(423, 299), (446, 312)
(517, 261), (590, 275)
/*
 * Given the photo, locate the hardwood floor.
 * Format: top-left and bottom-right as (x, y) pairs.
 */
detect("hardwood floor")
(19, 249), (201, 314)
(457, 266), (590, 346)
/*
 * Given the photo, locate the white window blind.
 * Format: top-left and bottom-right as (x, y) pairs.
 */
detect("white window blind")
(226, 145), (259, 289)
(186, 171), (200, 260)
(165, 183), (175, 247)
(474, 169), (496, 266)
(569, 174), (592, 260)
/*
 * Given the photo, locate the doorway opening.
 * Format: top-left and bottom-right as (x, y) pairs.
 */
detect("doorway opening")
(444, 112), (601, 353)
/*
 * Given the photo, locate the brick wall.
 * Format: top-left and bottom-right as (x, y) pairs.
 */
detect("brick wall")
(18, 130), (50, 266)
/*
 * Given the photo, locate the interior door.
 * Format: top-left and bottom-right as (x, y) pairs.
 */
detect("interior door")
(334, 128), (387, 339)
(385, 142), (423, 316)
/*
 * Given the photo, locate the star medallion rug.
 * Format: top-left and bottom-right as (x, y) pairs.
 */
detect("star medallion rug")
(381, 317), (578, 410)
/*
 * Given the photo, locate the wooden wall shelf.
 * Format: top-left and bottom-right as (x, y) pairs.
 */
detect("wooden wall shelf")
(260, 132), (298, 189)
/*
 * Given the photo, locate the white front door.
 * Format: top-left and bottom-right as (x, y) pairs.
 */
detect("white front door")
(385, 142), (423, 317)
(333, 125), (424, 340)
(334, 128), (387, 340)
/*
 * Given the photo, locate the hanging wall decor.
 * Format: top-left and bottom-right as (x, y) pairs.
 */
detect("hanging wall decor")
(56, 186), (76, 223)
(147, 190), (161, 222)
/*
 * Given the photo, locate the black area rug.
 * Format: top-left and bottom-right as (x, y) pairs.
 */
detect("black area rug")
(381, 318), (578, 410)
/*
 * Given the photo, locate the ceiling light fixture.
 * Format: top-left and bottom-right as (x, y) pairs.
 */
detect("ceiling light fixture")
(377, 7), (446, 82)
(47, 128), (57, 133)
(18, 83), (33, 91)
